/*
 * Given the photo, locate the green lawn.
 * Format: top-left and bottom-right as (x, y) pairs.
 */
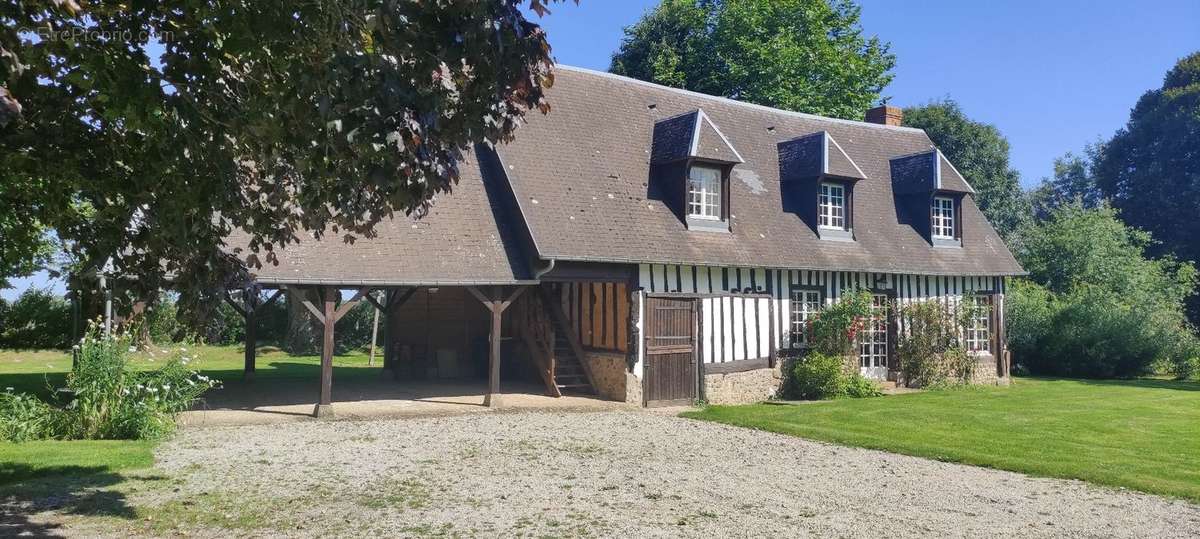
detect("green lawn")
(683, 377), (1200, 502)
(0, 344), (380, 399)
(0, 439), (155, 486)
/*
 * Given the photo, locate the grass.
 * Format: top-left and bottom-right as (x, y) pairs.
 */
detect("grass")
(683, 377), (1200, 501)
(0, 439), (156, 486)
(0, 344), (380, 399)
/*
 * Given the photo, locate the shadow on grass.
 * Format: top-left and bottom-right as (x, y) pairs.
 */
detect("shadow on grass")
(1028, 376), (1200, 392)
(0, 463), (159, 537)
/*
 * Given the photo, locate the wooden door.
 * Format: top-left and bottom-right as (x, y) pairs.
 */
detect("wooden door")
(644, 296), (697, 406)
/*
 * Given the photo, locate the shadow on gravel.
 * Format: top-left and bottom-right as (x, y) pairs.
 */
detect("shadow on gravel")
(0, 464), (157, 538)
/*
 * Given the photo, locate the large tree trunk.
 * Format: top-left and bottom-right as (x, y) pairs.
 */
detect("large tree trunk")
(285, 289), (321, 355)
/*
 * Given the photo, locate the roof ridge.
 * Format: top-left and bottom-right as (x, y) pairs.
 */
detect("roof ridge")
(554, 64), (929, 134)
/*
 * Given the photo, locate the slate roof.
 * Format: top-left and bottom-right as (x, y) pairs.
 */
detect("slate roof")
(498, 65), (1023, 277)
(231, 64), (1023, 285)
(777, 131), (866, 181)
(230, 150), (536, 286)
(650, 110), (743, 164)
(892, 150), (975, 195)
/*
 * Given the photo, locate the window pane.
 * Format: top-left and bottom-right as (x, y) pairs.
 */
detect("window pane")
(688, 166), (722, 219)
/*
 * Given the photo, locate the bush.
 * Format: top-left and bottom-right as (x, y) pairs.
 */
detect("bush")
(0, 288), (71, 349)
(844, 372), (884, 398)
(810, 290), (873, 356)
(789, 351), (881, 400)
(145, 295), (184, 344)
(790, 352), (845, 400)
(0, 324), (219, 442)
(897, 301), (975, 387)
(1009, 204), (1199, 378)
(1008, 281), (1196, 378)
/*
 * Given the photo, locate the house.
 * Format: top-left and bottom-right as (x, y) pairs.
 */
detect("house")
(226, 65), (1023, 414)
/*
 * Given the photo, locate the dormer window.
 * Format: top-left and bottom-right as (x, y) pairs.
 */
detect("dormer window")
(819, 182), (846, 229)
(932, 197), (955, 239)
(688, 164), (722, 220)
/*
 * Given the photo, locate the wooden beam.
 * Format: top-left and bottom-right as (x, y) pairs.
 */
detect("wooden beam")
(261, 289), (284, 310)
(333, 287), (373, 323)
(223, 291), (248, 318)
(466, 286), (493, 311)
(498, 286), (526, 312)
(300, 289), (326, 325)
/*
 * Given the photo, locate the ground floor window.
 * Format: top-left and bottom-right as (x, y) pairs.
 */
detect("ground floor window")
(790, 288), (822, 348)
(964, 294), (993, 354)
(859, 293), (889, 373)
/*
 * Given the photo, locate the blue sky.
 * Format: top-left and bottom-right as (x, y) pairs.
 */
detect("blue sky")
(4, 1), (1197, 300)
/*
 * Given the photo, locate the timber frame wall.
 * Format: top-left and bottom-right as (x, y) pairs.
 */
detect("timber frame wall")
(632, 263), (1009, 380)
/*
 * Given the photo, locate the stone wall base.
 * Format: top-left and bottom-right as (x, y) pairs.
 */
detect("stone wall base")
(583, 350), (640, 404)
(703, 362), (784, 405)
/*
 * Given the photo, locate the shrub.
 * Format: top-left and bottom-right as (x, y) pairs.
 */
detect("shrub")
(844, 373), (884, 398)
(0, 324), (219, 442)
(897, 301), (975, 387)
(790, 352), (845, 400)
(789, 351), (881, 400)
(1009, 204), (1199, 378)
(810, 290), (873, 356)
(0, 288), (71, 349)
(145, 295), (184, 344)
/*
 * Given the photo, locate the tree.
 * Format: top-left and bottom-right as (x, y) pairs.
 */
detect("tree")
(1027, 147), (1105, 221)
(0, 1), (568, 324)
(1092, 52), (1200, 319)
(1007, 203), (1198, 378)
(901, 99), (1028, 240)
(610, 0), (895, 120)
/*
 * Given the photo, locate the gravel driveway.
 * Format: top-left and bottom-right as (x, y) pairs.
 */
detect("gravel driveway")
(41, 411), (1200, 537)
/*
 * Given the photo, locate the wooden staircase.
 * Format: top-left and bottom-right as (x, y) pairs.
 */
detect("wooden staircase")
(550, 329), (593, 394)
(511, 285), (596, 397)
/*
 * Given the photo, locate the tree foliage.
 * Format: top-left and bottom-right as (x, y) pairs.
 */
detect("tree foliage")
(901, 99), (1028, 240)
(1007, 203), (1198, 378)
(1092, 51), (1200, 320)
(0, 288), (71, 350)
(1027, 147), (1105, 221)
(610, 0), (895, 120)
(0, 1), (567, 324)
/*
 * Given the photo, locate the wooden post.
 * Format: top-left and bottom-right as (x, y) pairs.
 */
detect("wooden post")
(468, 286), (527, 408)
(487, 297), (503, 407)
(316, 287), (336, 418)
(244, 298), (257, 380)
(368, 295), (380, 366)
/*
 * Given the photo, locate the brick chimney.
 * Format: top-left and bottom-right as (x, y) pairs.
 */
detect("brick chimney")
(865, 105), (903, 126)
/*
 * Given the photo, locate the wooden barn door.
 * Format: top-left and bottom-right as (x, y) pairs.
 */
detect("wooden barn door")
(644, 296), (697, 406)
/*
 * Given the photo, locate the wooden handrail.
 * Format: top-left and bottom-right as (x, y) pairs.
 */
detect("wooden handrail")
(538, 285), (595, 390)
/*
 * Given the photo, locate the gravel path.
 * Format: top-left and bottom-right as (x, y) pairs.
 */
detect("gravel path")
(46, 411), (1200, 537)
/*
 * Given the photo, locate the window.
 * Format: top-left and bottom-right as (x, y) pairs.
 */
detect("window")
(789, 289), (823, 347)
(964, 295), (993, 354)
(859, 293), (889, 375)
(932, 197), (956, 239)
(819, 182), (846, 229)
(687, 165), (722, 220)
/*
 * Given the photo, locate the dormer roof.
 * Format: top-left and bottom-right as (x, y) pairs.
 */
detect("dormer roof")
(890, 149), (975, 195)
(651, 109), (744, 165)
(778, 131), (868, 181)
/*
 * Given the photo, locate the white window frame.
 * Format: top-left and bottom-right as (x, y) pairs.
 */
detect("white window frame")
(964, 295), (992, 354)
(932, 196), (956, 239)
(859, 293), (889, 375)
(687, 164), (723, 221)
(789, 289), (823, 348)
(819, 182), (846, 230)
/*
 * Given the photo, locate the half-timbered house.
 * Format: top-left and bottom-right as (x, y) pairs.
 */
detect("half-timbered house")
(226, 65), (1024, 413)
